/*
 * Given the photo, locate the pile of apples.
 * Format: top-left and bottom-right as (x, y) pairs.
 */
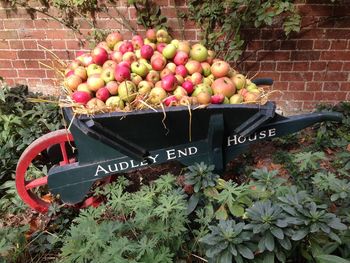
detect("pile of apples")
(64, 29), (262, 111)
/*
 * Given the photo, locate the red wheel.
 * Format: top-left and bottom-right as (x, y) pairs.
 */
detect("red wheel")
(16, 129), (75, 213)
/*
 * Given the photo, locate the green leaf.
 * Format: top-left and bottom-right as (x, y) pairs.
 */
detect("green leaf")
(270, 227), (284, 240)
(228, 203), (245, 217)
(187, 193), (200, 214)
(265, 232), (275, 252)
(292, 228), (309, 241)
(316, 254), (350, 263)
(237, 245), (254, 259)
(215, 205), (228, 220)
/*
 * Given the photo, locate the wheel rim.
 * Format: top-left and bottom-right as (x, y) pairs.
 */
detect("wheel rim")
(16, 129), (75, 213)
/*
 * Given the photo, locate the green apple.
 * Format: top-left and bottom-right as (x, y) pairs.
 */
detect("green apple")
(246, 83), (258, 92)
(171, 39), (180, 48)
(138, 80), (153, 95)
(101, 68), (115, 83)
(87, 64), (103, 77)
(118, 81), (137, 102)
(131, 61), (149, 78)
(162, 44), (177, 59)
(106, 96), (124, 109)
(230, 94), (244, 104)
(190, 44), (208, 62)
(192, 83), (213, 97)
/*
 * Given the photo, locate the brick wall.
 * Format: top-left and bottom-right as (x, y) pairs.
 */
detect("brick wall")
(0, 0), (349, 113)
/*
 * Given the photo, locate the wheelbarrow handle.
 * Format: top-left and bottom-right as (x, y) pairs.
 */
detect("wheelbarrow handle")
(252, 78), (274, 86)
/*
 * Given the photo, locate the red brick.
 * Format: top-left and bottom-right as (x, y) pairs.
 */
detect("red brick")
(340, 83), (350, 91)
(334, 17), (350, 28)
(323, 82), (340, 91)
(160, 7), (177, 18)
(9, 40), (24, 49)
(298, 29), (325, 39)
(303, 101), (318, 111)
(244, 62), (260, 72)
(23, 40), (38, 49)
(1, 51), (17, 59)
(154, 0), (169, 6)
(296, 40), (313, 50)
(258, 51), (290, 61)
(321, 51), (350, 60)
(0, 69), (18, 78)
(306, 82), (323, 91)
(298, 4), (334, 16)
(314, 92), (347, 101)
(333, 5), (350, 16)
(313, 72), (348, 81)
(0, 60), (12, 68)
(17, 69), (46, 78)
(282, 72), (313, 81)
(0, 30), (18, 39)
(46, 30), (76, 40)
(291, 51), (320, 61)
(293, 62), (309, 71)
(66, 40), (82, 50)
(0, 40), (9, 49)
(326, 62), (343, 71)
(272, 81), (289, 91)
(261, 29), (284, 39)
(260, 62), (276, 71)
(264, 41), (280, 50)
(18, 51), (46, 59)
(276, 62), (293, 71)
(12, 60), (26, 68)
(330, 40), (347, 50)
(25, 61), (40, 68)
(289, 82), (305, 91)
(310, 62), (327, 71)
(314, 40), (330, 50)
(282, 91), (314, 101)
(19, 30), (46, 39)
(343, 62), (350, 70)
(326, 29), (350, 39)
(51, 41), (67, 49)
(280, 40), (297, 50)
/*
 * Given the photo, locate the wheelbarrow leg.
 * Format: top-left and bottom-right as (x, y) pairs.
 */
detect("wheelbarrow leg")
(207, 114), (225, 173)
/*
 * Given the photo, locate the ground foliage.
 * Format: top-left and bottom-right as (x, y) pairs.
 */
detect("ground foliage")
(0, 85), (349, 262)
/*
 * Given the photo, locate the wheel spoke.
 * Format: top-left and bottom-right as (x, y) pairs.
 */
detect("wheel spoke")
(60, 142), (69, 165)
(25, 176), (48, 190)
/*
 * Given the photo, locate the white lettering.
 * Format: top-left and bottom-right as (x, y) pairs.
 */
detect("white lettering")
(238, 136), (246, 144)
(178, 149), (187, 157)
(227, 135), (238, 146)
(148, 154), (159, 163)
(248, 133), (257, 141)
(140, 159), (148, 166)
(130, 160), (139, 168)
(188, 147), (198, 155)
(108, 164), (118, 173)
(95, 165), (109, 177)
(259, 130), (266, 139)
(166, 149), (177, 160)
(119, 162), (129, 170)
(269, 128), (276, 137)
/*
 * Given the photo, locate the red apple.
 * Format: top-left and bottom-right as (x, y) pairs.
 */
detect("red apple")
(156, 43), (167, 53)
(103, 60), (117, 70)
(132, 35), (144, 49)
(185, 60), (202, 75)
(97, 41), (111, 52)
(65, 69), (74, 77)
(65, 75), (82, 91)
(177, 41), (191, 54)
(191, 72), (203, 85)
(211, 77), (236, 97)
(72, 91), (92, 105)
(146, 28), (157, 42)
(118, 61), (131, 69)
(74, 66), (87, 81)
(77, 83), (91, 95)
(175, 65), (187, 77)
(151, 57), (167, 71)
(68, 60), (81, 70)
(160, 68), (173, 79)
(115, 65), (131, 82)
(163, 95), (178, 106)
(122, 51), (137, 65)
(92, 47), (108, 65)
(182, 80), (194, 95)
(161, 74), (177, 92)
(173, 51), (189, 66)
(110, 51), (123, 63)
(211, 94), (225, 104)
(141, 44), (154, 60)
(96, 87), (110, 102)
(211, 60), (230, 78)
(77, 54), (94, 67)
(119, 41), (134, 54)
(173, 86), (187, 100)
(105, 81), (119, 95)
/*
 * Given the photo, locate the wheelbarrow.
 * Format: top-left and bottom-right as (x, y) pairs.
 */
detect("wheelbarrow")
(16, 79), (343, 213)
